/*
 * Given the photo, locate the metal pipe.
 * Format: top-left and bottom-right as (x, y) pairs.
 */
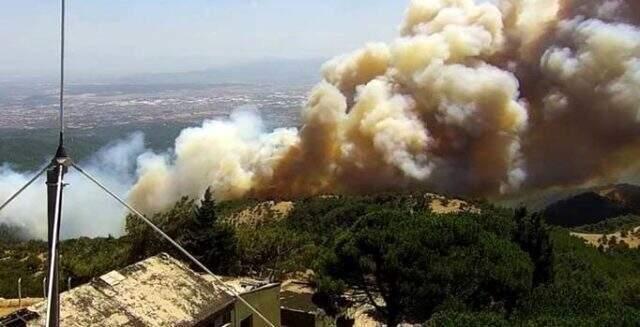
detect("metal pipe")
(18, 278), (22, 308)
(45, 165), (64, 327)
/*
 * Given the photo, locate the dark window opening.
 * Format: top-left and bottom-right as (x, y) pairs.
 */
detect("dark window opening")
(240, 315), (253, 327)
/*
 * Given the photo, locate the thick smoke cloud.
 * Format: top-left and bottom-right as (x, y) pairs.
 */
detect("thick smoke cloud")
(4, 0), (640, 230)
(130, 108), (298, 212)
(125, 0), (640, 214)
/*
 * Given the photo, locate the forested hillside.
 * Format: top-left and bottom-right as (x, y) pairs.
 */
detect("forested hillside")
(2, 193), (640, 325)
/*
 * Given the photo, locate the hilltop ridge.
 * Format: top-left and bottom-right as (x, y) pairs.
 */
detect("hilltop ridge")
(543, 184), (640, 227)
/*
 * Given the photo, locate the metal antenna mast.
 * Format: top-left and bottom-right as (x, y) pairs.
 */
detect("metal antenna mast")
(58, 0), (66, 144)
(44, 0), (70, 325)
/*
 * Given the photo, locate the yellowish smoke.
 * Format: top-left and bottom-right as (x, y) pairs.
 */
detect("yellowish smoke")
(129, 0), (640, 214)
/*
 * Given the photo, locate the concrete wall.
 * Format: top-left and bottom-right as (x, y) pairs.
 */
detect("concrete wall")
(281, 308), (315, 327)
(233, 284), (281, 327)
(0, 298), (42, 318)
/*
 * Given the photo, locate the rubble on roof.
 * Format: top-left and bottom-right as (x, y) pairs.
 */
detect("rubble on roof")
(22, 253), (234, 327)
(201, 274), (278, 295)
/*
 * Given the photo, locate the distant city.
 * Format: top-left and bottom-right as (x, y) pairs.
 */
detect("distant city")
(0, 60), (319, 169)
(0, 82), (306, 130)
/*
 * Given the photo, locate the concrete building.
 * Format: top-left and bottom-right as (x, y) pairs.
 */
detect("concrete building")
(204, 275), (281, 327)
(280, 280), (354, 327)
(0, 253), (280, 327)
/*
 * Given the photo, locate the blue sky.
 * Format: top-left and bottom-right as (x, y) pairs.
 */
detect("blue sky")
(1, 0), (406, 78)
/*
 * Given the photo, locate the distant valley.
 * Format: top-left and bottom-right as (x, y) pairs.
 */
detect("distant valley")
(0, 82), (307, 171)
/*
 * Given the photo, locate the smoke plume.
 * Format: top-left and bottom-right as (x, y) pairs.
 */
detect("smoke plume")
(0, 134), (145, 239)
(129, 0), (640, 213)
(4, 0), (640, 231)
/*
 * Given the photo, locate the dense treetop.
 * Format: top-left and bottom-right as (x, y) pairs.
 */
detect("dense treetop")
(2, 193), (640, 325)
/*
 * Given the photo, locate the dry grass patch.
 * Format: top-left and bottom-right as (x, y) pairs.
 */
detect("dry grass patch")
(425, 194), (480, 215)
(572, 226), (640, 249)
(226, 201), (294, 226)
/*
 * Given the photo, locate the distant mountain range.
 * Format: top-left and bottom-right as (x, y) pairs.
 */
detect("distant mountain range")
(119, 58), (326, 85)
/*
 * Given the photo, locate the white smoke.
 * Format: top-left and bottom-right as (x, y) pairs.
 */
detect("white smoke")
(128, 0), (640, 213)
(129, 107), (298, 213)
(0, 133), (145, 239)
(4, 0), (640, 233)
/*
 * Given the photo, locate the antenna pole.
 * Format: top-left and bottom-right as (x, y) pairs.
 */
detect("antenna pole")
(45, 1), (70, 326)
(59, 0), (65, 143)
(45, 165), (64, 327)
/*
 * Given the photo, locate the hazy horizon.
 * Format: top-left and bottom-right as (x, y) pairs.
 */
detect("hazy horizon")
(2, 0), (405, 81)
